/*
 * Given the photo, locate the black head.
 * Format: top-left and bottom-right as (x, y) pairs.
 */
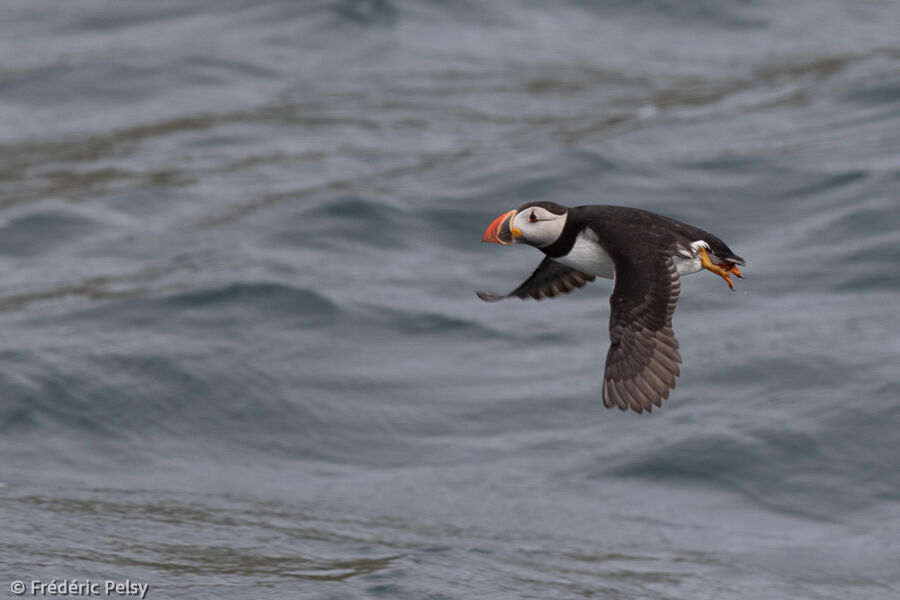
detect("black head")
(482, 202), (570, 248)
(516, 201), (568, 216)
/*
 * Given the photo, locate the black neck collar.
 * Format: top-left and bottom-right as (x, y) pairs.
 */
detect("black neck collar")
(539, 210), (578, 258)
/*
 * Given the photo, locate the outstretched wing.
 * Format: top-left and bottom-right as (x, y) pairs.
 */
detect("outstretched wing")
(602, 256), (682, 413)
(477, 257), (595, 302)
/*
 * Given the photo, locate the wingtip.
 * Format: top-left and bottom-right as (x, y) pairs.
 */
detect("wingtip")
(475, 290), (506, 302)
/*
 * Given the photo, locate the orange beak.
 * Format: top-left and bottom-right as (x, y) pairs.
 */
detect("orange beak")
(481, 210), (517, 245)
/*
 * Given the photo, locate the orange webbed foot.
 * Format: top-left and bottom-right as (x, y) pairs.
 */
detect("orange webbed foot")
(698, 247), (740, 290)
(723, 264), (743, 279)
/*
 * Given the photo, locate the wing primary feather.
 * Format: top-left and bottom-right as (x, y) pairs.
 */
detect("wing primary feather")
(475, 290), (508, 302)
(602, 255), (683, 413)
(477, 257), (595, 303)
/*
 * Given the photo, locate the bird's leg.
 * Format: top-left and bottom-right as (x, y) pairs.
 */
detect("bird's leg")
(698, 247), (739, 290)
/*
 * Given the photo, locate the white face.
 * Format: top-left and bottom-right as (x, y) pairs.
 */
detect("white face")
(510, 206), (567, 247)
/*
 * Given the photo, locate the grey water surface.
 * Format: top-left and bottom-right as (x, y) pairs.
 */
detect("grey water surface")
(1, 1), (900, 599)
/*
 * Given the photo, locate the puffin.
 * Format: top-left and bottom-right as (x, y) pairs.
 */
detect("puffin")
(478, 202), (745, 414)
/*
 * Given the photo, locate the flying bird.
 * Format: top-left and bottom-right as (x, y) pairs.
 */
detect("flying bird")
(478, 202), (745, 414)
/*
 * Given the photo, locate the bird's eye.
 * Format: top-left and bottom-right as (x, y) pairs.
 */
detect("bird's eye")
(529, 211), (538, 223)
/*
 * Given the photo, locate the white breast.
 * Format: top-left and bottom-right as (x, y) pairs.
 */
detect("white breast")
(672, 240), (710, 276)
(555, 233), (709, 280)
(554, 230), (615, 279)
(673, 254), (702, 275)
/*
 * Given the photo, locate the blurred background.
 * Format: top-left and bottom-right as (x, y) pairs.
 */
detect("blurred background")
(1, 1), (899, 598)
